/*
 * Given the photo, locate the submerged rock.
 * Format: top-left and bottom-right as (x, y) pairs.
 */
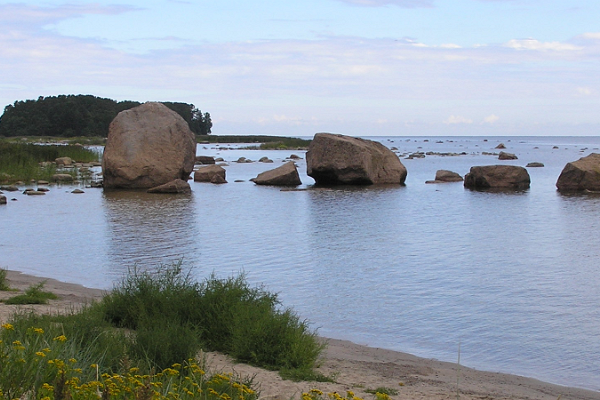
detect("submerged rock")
(426, 170), (463, 184)
(306, 133), (407, 185)
(147, 179), (191, 194)
(0, 195), (6, 205)
(251, 161), (301, 186)
(526, 162), (545, 168)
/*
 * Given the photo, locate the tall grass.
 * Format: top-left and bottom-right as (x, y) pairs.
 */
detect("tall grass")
(0, 141), (100, 183)
(100, 262), (324, 371)
(0, 269), (9, 291)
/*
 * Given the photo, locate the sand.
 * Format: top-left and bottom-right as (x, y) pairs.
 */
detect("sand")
(1, 270), (599, 400)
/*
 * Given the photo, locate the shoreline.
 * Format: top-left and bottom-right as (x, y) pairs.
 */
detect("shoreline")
(1, 270), (599, 400)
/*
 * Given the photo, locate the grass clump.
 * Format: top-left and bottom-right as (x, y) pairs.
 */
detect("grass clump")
(3, 282), (58, 305)
(365, 387), (399, 396)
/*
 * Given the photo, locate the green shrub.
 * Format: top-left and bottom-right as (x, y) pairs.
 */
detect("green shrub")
(4, 282), (58, 305)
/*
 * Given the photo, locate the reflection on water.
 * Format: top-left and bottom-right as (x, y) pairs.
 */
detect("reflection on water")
(102, 190), (201, 276)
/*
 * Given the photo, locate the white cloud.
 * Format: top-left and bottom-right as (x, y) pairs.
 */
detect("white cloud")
(444, 115), (473, 124)
(335, 0), (434, 7)
(579, 32), (600, 40)
(483, 114), (499, 124)
(504, 38), (583, 52)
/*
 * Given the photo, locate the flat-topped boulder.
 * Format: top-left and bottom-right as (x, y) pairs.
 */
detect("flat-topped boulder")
(556, 153), (600, 192)
(102, 102), (196, 189)
(195, 156), (215, 165)
(464, 165), (530, 190)
(426, 170), (463, 184)
(251, 161), (301, 186)
(306, 133), (407, 185)
(194, 165), (226, 183)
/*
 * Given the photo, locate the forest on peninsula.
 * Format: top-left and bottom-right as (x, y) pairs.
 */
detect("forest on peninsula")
(0, 95), (212, 138)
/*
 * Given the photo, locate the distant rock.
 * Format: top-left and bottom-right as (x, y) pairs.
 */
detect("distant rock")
(0, 185), (19, 192)
(52, 174), (74, 182)
(194, 165), (226, 183)
(259, 156), (274, 163)
(251, 161), (301, 186)
(37, 180), (49, 185)
(55, 157), (73, 166)
(0, 195), (6, 205)
(556, 153), (600, 192)
(195, 156), (215, 165)
(71, 189), (85, 194)
(147, 179), (191, 194)
(306, 133), (407, 185)
(102, 102), (196, 189)
(37, 187), (50, 192)
(210, 174), (227, 184)
(526, 162), (545, 168)
(498, 151), (518, 160)
(25, 190), (46, 195)
(464, 165), (530, 190)
(495, 143), (506, 149)
(236, 157), (253, 163)
(289, 154), (302, 160)
(426, 170), (463, 184)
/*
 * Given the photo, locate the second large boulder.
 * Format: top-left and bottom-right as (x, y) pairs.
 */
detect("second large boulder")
(102, 102), (196, 189)
(556, 153), (600, 192)
(306, 133), (407, 185)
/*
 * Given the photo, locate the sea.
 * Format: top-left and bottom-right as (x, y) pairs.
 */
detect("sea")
(1, 135), (600, 391)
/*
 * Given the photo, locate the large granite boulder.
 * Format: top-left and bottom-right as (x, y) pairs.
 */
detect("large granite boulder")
(464, 165), (530, 190)
(194, 165), (226, 183)
(251, 161), (301, 186)
(102, 102), (196, 189)
(147, 179), (191, 194)
(306, 133), (407, 185)
(556, 153), (600, 192)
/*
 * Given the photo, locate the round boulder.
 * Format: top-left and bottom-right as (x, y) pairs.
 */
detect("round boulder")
(147, 179), (191, 194)
(102, 102), (196, 189)
(498, 151), (518, 160)
(464, 165), (530, 190)
(556, 153), (600, 192)
(306, 133), (407, 185)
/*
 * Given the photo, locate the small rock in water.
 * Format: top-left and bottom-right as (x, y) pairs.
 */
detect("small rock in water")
(71, 189), (85, 194)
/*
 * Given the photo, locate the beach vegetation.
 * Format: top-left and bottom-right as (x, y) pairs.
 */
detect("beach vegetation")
(0, 269), (9, 291)
(197, 134), (311, 149)
(3, 282), (59, 305)
(364, 387), (398, 396)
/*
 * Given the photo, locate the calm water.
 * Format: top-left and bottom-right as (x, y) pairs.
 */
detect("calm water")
(2, 136), (600, 390)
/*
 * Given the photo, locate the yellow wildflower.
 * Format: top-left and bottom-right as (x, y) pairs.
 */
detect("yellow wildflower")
(12, 340), (22, 346)
(1, 323), (14, 330)
(36, 351), (46, 357)
(33, 327), (44, 334)
(53, 335), (67, 342)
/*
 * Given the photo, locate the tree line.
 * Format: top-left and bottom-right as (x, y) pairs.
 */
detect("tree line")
(0, 94), (212, 138)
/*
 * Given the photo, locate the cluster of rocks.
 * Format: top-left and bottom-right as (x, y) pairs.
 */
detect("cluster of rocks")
(89, 102), (600, 196)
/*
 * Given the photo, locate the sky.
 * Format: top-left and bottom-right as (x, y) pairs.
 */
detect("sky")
(1, 0), (599, 136)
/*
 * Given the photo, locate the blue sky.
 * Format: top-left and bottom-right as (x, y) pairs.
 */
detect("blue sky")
(1, 0), (599, 136)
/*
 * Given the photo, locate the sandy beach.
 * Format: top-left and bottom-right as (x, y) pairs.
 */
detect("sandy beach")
(1, 269), (599, 400)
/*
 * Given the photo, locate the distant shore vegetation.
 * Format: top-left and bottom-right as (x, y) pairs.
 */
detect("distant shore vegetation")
(0, 141), (100, 183)
(0, 94), (212, 138)
(197, 135), (311, 150)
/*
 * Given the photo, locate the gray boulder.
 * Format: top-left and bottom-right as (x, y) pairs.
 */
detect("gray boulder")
(556, 153), (600, 192)
(102, 102), (196, 189)
(306, 133), (407, 185)
(147, 179), (191, 194)
(194, 165), (226, 183)
(251, 161), (301, 186)
(464, 165), (530, 190)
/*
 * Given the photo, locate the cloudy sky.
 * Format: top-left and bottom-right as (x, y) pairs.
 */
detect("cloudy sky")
(1, 0), (599, 136)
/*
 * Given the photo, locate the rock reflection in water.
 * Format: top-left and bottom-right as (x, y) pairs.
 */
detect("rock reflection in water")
(102, 190), (201, 275)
